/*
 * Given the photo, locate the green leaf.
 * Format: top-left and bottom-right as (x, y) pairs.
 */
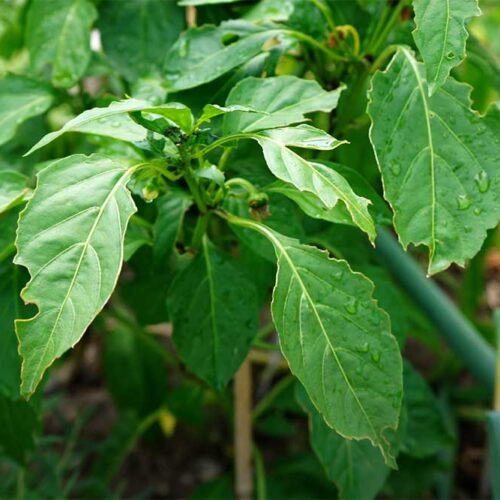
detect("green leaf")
(167, 237), (259, 389)
(413, 0), (481, 95)
(269, 162), (390, 228)
(25, 99), (194, 156)
(228, 217), (403, 466)
(401, 362), (454, 458)
(153, 189), (193, 261)
(224, 76), (343, 134)
(0, 75), (53, 146)
(196, 104), (261, 127)
(163, 21), (283, 91)
(180, 0), (241, 4)
(194, 165), (225, 186)
(26, 0), (97, 87)
(0, 391), (39, 465)
(0, 170), (28, 214)
(296, 384), (390, 499)
(368, 47), (500, 274)
(98, 0), (184, 82)
(252, 125), (376, 242)
(15, 154), (138, 397)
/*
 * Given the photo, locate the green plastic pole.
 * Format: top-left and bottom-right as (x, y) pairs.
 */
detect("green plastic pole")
(375, 228), (495, 392)
(489, 310), (500, 499)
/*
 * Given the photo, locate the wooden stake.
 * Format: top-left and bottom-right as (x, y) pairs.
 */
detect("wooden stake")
(234, 358), (253, 500)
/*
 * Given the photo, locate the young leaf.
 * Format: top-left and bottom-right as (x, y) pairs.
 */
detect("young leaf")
(15, 154), (138, 397)
(196, 104), (261, 127)
(224, 76), (343, 134)
(25, 100), (193, 156)
(0, 75), (54, 146)
(413, 0), (481, 95)
(368, 47), (500, 274)
(253, 126), (376, 242)
(153, 189), (193, 261)
(167, 237), (259, 390)
(0, 171), (28, 214)
(296, 384), (390, 500)
(163, 21), (283, 91)
(226, 216), (403, 466)
(98, 0), (184, 82)
(26, 0), (97, 88)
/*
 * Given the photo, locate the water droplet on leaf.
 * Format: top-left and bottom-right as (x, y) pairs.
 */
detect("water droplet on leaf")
(474, 171), (490, 193)
(456, 194), (471, 210)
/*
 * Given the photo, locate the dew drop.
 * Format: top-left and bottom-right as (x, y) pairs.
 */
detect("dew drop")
(111, 121), (121, 128)
(390, 162), (401, 176)
(333, 269), (344, 281)
(357, 342), (369, 353)
(98, 117), (107, 124)
(474, 207), (482, 216)
(474, 171), (490, 193)
(456, 194), (471, 210)
(344, 299), (358, 315)
(446, 51), (455, 60)
(371, 351), (381, 363)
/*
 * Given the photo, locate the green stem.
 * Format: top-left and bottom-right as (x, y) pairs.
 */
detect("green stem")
(256, 322), (276, 341)
(185, 171), (207, 213)
(369, 0), (411, 55)
(190, 214), (210, 251)
(226, 177), (259, 196)
(370, 44), (399, 73)
(218, 147), (234, 172)
(252, 376), (294, 421)
(253, 445), (267, 500)
(375, 227), (495, 391)
(282, 29), (350, 62)
(487, 411), (500, 499)
(16, 468), (25, 500)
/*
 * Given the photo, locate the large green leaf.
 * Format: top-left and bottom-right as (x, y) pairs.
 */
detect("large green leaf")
(413, 0), (481, 95)
(98, 0), (184, 82)
(227, 216), (402, 465)
(167, 237), (259, 389)
(0, 171), (28, 214)
(223, 76), (343, 133)
(296, 384), (390, 499)
(25, 99), (193, 156)
(163, 21), (283, 91)
(15, 154), (138, 397)
(0, 75), (53, 146)
(368, 47), (500, 274)
(252, 125), (376, 242)
(26, 0), (97, 87)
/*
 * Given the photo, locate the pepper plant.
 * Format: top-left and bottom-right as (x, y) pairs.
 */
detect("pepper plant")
(0, 0), (499, 497)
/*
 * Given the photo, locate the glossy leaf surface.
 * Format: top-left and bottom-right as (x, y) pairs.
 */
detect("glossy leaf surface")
(0, 171), (28, 214)
(230, 218), (402, 465)
(0, 75), (53, 146)
(15, 155), (137, 397)
(168, 237), (259, 389)
(26, 0), (97, 87)
(413, 0), (481, 94)
(224, 76), (343, 133)
(368, 48), (500, 274)
(296, 384), (390, 499)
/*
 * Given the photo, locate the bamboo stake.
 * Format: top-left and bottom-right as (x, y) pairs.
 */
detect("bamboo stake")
(234, 358), (253, 500)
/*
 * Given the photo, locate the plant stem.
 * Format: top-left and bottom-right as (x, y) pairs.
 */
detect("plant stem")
(218, 147), (234, 172)
(253, 375), (294, 421)
(282, 29), (350, 62)
(309, 0), (337, 32)
(234, 358), (253, 500)
(226, 177), (259, 196)
(253, 445), (267, 500)
(369, 0), (411, 55)
(184, 170), (207, 213)
(375, 227), (495, 391)
(190, 214), (210, 251)
(370, 44), (399, 73)
(16, 468), (25, 500)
